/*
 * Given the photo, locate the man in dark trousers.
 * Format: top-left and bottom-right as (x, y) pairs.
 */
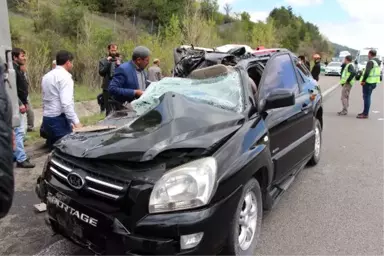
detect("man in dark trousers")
(311, 53), (321, 82)
(109, 46), (151, 106)
(338, 55), (356, 115)
(99, 43), (121, 115)
(357, 49), (381, 119)
(0, 57), (15, 218)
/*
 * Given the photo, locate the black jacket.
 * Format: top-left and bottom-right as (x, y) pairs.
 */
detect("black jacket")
(99, 57), (120, 90)
(311, 61), (321, 81)
(13, 63), (29, 105)
(362, 57), (382, 83)
(0, 64), (14, 219)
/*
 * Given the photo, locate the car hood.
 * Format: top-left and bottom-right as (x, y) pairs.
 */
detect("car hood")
(55, 92), (244, 162)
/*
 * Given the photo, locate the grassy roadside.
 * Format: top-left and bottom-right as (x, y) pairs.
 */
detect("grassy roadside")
(24, 113), (105, 147)
(29, 85), (100, 109)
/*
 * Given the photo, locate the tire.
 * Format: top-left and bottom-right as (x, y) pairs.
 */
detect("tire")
(308, 119), (322, 166)
(221, 178), (263, 256)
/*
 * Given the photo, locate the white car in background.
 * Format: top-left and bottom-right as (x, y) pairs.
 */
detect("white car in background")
(324, 61), (342, 76)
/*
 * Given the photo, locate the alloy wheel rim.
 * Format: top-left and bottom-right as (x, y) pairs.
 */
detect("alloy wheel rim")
(238, 191), (258, 251)
(314, 126), (321, 158)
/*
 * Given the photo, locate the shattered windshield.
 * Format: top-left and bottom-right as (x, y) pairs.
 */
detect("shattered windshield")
(131, 71), (244, 115)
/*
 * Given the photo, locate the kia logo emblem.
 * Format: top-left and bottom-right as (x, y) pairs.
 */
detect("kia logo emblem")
(67, 172), (85, 189)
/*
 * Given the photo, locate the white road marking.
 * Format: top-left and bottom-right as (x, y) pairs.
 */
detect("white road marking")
(372, 110), (380, 113)
(378, 118), (384, 121)
(322, 83), (340, 98)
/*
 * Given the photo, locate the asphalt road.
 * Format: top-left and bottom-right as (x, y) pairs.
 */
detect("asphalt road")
(0, 75), (382, 255)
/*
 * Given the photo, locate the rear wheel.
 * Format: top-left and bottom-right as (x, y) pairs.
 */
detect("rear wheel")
(308, 119), (322, 166)
(221, 178), (262, 255)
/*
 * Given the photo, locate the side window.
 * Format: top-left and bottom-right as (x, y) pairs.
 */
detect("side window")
(296, 67), (307, 83)
(293, 57), (311, 77)
(261, 54), (299, 98)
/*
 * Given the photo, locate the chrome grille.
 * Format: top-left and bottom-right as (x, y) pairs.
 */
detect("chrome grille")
(49, 158), (127, 200)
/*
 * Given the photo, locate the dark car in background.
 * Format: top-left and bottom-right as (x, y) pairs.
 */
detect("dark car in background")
(36, 47), (323, 255)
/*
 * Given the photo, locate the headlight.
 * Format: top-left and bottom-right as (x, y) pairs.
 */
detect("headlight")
(148, 157), (217, 214)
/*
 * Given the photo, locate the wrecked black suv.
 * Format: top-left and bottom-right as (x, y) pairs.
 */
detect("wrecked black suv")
(36, 48), (323, 255)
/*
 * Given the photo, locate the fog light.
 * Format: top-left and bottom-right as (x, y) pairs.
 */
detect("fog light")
(180, 232), (203, 250)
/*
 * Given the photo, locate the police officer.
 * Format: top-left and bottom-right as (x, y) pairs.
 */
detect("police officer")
(338, 55), (356, 115)
(357, 49), (381, 119)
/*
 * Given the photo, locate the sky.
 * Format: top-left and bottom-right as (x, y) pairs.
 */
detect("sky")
(217, 0), (384, 50)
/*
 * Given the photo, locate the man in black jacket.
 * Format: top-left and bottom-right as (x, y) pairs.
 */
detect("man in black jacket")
(0, 58), (14, 219)
(298, 55), (310, 71)
(98, 43), (121, 116)
(12, 48), (34, 168)
(311, 53), (321, 82)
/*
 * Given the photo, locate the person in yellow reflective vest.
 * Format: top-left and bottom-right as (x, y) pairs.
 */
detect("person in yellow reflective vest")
(357, 49), (381, 119)
(338, 55), (356, 115)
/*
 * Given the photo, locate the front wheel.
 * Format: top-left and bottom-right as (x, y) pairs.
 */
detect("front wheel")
(221, 178), (263, 255)
(308, 119), (322, 166)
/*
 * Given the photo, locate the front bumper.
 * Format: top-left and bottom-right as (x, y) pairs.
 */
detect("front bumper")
(38, 180), (242, 255)
(324, 71), (341, 76)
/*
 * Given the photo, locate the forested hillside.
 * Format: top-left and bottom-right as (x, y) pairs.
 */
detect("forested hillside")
(332, 43), (358, 57)
(7, 0), (348, 92)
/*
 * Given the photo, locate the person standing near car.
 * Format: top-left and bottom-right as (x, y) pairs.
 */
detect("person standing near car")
(338, 55), (356, 116)
(41, 50), (82, 148)
(357, 49), (381, 119)
(12, 48), (34, 168)
(99, 43), (121, 115)
(19, 64), (34, 132)
(298, 55), (310, 71)
(148, 58), (163, 82)
(109, 46), (151, 105)
(311, 54), (321, 82)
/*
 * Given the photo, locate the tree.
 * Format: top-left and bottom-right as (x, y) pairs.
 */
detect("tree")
(200, 0), (219, 20)
(223, 3), (232, 16)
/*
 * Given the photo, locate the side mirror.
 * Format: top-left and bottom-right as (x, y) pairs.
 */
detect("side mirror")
(354, 60), (358, 65)
(260, 88), (295, 112)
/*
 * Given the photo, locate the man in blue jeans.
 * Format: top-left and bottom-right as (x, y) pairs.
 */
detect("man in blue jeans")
(357, 49), (381, 119)
(12, 48), (35, 168)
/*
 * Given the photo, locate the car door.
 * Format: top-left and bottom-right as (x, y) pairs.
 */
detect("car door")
(258, 53), (312, 182)
(292, 57), (316, 162)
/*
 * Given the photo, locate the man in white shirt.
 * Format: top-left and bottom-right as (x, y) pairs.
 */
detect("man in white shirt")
(40, 50), (82, 148)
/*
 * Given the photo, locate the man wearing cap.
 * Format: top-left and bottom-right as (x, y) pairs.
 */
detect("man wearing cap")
(148, 58), (163, 82)
(109, 46), (151, 105)
(311, 53), (321, 82)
